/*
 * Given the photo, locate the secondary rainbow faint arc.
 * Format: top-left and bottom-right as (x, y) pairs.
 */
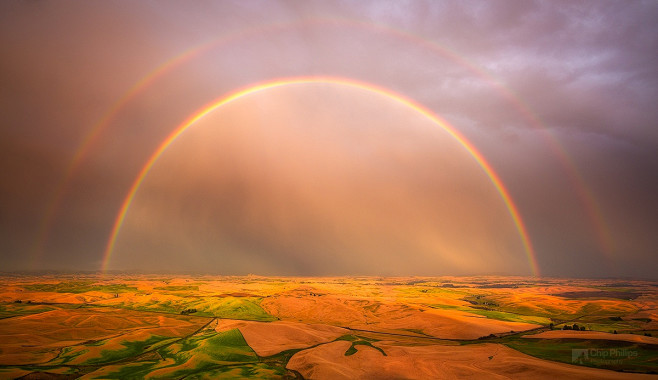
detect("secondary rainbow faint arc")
(102, 77), (540, 276)
(30, 20), (297, 266)
(37, 16), (609, 268)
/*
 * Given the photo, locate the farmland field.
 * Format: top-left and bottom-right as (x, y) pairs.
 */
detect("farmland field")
(0, 275), (656, 379)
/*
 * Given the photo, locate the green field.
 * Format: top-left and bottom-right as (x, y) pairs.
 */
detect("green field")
(504, 337), (658, 374)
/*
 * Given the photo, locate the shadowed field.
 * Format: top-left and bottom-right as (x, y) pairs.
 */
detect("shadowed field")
(0, 275), (656, 379)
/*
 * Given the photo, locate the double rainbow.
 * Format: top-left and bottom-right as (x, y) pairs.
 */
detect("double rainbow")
(33, 17), (611, 274)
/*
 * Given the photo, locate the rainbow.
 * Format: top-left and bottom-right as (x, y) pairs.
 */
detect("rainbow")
(37, 16), (609, 269)
(101, 77), (540, 276)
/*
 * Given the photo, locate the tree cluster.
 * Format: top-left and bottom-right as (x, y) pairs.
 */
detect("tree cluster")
(562, 323), (586, 331)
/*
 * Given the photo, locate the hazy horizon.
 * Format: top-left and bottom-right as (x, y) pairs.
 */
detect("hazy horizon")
(3, 271), (658, 282)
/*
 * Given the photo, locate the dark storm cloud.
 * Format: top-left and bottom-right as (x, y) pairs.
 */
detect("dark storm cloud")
(471, 1), (658, 142)
(0, 0), (656, 278)
(351, 0), (658, 140)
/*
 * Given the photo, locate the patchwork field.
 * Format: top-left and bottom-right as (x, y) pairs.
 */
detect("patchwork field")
(0, 275), (656, 379)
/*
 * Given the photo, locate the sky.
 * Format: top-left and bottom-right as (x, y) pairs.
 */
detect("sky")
(1, 0), (656, 278)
